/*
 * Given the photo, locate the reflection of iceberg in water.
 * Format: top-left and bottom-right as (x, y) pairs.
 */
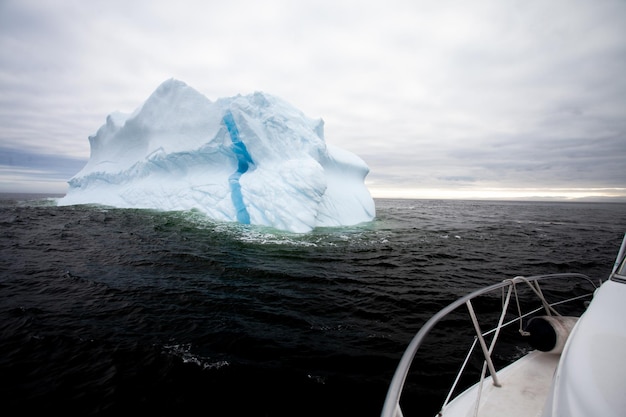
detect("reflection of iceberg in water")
(58, 79), (375, 233)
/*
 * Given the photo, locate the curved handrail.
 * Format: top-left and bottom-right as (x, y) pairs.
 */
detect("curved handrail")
(380, 273), (598, 417)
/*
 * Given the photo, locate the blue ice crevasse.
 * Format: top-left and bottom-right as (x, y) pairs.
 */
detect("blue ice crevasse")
(222, 110), (253, 224)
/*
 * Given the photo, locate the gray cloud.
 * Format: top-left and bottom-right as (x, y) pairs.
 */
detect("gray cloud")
(0, 0), (625, 199)
(0, 146), (86, 193)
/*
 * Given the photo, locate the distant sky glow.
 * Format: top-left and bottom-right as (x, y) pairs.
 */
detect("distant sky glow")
(1, 0), (625, 200)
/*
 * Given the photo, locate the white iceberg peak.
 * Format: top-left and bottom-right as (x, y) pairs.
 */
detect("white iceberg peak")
(59, 79), (375, 233)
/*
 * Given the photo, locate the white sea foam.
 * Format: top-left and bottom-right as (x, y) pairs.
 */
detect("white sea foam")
(162, 343), (229, 370)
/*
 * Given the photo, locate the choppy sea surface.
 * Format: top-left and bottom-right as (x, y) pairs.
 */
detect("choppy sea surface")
(1, 194), (625, 417)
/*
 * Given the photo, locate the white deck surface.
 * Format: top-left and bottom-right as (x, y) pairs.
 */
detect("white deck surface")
(439, 350), (559, 417)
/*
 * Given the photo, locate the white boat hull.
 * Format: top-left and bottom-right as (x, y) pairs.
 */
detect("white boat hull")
(541, 279), (626, 417)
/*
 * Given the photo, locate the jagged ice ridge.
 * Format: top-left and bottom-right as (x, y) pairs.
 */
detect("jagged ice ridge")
(59, 79), (375, 233)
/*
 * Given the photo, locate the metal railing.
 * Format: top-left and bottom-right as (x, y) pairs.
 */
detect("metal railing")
(380, 273), (599, 417)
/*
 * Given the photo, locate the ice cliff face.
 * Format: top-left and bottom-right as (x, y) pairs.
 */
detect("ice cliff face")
(59, 79), (375, 233)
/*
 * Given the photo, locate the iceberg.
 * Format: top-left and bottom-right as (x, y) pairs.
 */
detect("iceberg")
(59, 79), (375, 233)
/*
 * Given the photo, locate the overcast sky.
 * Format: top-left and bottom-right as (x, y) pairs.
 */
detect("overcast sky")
(1, 0), (625, 200)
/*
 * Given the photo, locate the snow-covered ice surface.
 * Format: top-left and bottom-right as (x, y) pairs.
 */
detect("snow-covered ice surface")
(58, 79), (375, 233)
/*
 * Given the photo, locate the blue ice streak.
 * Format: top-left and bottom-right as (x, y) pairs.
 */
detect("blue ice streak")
(223, 110), (253, 224)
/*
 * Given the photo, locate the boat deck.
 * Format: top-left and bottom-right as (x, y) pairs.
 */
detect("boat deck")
(440, 350), (559, 417)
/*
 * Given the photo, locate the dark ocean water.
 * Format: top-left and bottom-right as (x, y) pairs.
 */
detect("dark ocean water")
(1, 194), (625, 417)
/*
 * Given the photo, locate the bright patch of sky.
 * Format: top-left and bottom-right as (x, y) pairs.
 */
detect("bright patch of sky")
(1, 0), (625, 200)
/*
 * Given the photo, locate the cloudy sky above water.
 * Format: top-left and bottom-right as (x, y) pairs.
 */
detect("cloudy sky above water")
(1, 0), (625, 200)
